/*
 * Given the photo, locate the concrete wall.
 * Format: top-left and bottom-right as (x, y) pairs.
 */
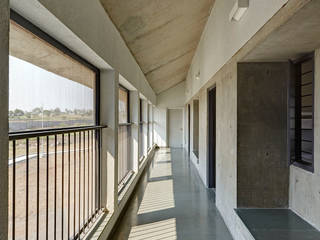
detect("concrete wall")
(183, 1), (314, 239)
(185, 0), (288, 101)
(0, 0), (9, 238)
(289, 49), (320, 230)
(10, 0), (156, 104)
(237, 62), (290, 208)
(155, 80), (186, 148)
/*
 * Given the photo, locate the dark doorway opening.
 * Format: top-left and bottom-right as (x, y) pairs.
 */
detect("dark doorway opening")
(188, 104), (191, 156)
(208, 88), (216, 188)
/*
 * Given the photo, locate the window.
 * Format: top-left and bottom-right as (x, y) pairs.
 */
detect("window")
(193, 99), (199, 160)
(118, 86), (132, 185)
(9, 17), (97, 132)
(8, 11), (102, 240)
(139, 99), (147, 161)
(289, 55), (314, 172)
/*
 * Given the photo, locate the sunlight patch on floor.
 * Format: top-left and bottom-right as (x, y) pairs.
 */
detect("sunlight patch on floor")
(128, 218), (177, 240)
(138, 179), (175, 214)
(149, 162), (172, 179)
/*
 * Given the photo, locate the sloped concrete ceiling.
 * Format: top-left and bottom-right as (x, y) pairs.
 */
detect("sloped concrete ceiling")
(100, 0), (215, 94)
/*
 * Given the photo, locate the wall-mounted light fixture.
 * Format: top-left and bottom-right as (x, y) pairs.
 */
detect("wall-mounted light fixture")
(229, 0), (249, 22)
(195, 71), (200, 81)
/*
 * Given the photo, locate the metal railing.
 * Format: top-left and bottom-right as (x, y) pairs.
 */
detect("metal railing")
(8, 125), (106, 240)
(118, 124), (132, 185)
(139, 122), (145, 162)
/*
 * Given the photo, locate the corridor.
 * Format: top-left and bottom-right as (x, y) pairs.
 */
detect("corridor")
(110, 148), (233, 240)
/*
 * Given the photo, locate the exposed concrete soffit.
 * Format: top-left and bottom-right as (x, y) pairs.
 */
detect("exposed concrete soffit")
(100, 0), (215, 94)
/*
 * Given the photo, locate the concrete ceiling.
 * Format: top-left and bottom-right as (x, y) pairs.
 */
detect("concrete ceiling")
(242, 1), (320, 62)
(100, 0), (215, 94)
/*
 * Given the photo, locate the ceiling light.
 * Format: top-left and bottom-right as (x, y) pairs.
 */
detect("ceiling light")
(229, 0), (249, 22)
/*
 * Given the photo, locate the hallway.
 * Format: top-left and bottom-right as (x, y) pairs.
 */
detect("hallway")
(110, 148), (233, 240)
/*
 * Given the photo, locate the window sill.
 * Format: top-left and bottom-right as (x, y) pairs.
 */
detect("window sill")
(291, 161), (314, 173)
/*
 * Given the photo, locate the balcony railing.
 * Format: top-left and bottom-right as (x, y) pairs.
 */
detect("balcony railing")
(8, 125), (106, 240)
(118, 124), (132, 186)
(139, 122), (146, 163)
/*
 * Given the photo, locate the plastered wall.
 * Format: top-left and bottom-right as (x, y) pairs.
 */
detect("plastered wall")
(155, 81), (186, 148)
(186, 0), (288, 101)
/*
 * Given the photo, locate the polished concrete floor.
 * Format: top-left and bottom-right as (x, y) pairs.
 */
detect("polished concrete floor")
(110, 148), (233, 240)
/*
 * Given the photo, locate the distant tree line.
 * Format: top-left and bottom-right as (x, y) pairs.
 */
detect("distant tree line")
(9, 107), (93, 119)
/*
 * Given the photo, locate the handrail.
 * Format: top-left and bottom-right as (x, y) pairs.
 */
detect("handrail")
(119, 123), (132, 126)
(9, 125), (107, 140)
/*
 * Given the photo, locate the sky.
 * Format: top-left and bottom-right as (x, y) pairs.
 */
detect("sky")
(9, 56), (94, 112)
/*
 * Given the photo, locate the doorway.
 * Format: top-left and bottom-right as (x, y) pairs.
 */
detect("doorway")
(168, 109), (183, 148)
(208, 88), (216, 188)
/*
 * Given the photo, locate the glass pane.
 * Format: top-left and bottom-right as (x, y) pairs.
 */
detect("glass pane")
(119, 88), (128, 124)
(9, 21), (95, 132)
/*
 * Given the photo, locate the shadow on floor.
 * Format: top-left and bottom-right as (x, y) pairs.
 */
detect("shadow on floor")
(109, 148), (232, 240)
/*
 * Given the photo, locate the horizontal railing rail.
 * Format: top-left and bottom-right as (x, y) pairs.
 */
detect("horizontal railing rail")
(9, 125), (107, 140)
(8, 125), (107, 240)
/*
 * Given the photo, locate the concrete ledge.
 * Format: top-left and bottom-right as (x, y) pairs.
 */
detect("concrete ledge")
(84, 145), (157, 240)
(235, 209), (320, 240)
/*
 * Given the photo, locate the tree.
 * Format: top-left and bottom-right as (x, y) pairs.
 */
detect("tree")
(53, 108), (61, 116)
(14, 109), (24, 117)
(43, 110), (51, 117)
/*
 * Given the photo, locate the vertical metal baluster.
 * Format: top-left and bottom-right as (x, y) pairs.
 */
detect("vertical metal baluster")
(87, 131), (90, 223)
(68, 133), (70, 240)
(26, 138), (29, 240)
(98, 129), (101, 212)
(46, 136), (49, 240)
(78, 132), (81, 238)
(73, 133), (76, 240)
(62, 134), (64, 240)
(95, 131), (97, 212)
(91, 131), (93, 218)
(83, 131), (86, 230)
(82, 132), (86, 231)
(12, 140), (16, 240)
(54, 135), (57, 240)
(37, 137), (40, 240)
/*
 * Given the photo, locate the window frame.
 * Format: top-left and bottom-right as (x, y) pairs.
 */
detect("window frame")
(10, 10), (101, 128)
(289, 53), (315, 173)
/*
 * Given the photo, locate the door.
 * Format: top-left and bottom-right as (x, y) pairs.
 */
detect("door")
(208, 88), (216, 188)
(168, 109), (183, 148)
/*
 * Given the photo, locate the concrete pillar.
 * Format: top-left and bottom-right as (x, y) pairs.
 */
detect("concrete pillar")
(130, 91), (139, 172)
(100, 70), (119, 212)
(0, 1), (9, 239)
(143, 100), (148, 155)
(237, 62), (290, 208)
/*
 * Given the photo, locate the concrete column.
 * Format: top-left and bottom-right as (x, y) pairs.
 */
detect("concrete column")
(143, 100), (148, 155)
(0, 1), (9, 239)
(151, 106), (154, 146)
(130, 91), (139, 172)
(100, 70), (119, 212)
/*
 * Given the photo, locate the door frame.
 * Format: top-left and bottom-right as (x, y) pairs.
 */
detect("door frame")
(208, 86), (216, 189)
(188, 104), (191, 155)
(168, 108), (184, 148)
